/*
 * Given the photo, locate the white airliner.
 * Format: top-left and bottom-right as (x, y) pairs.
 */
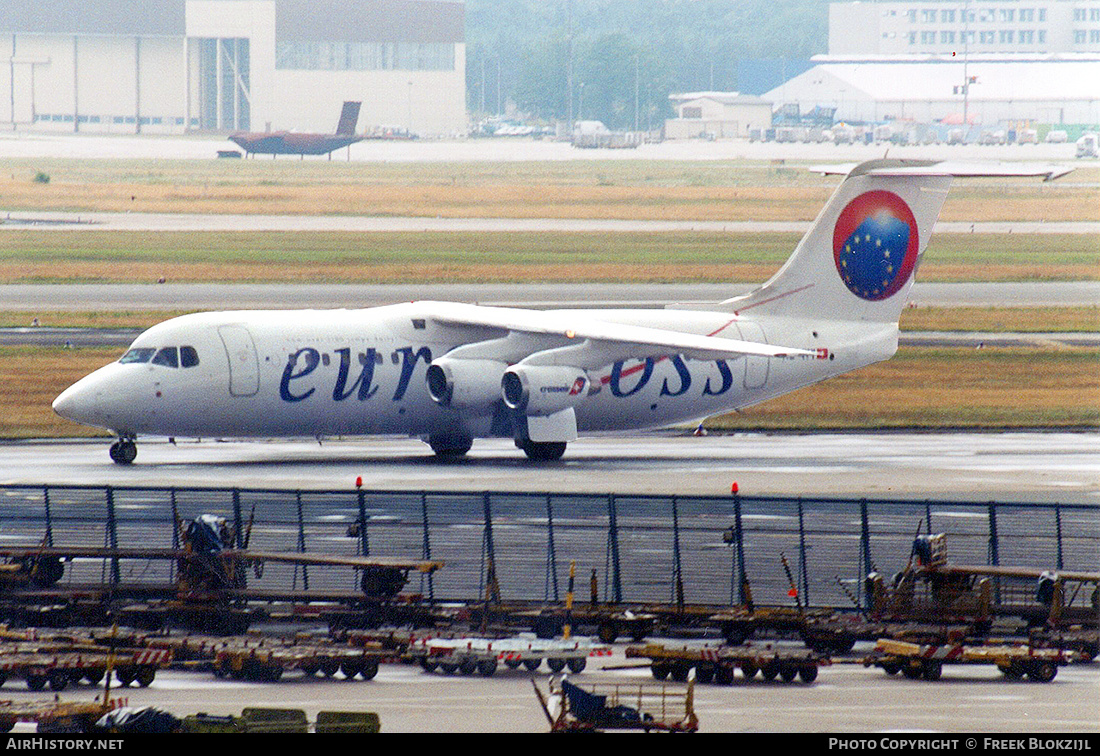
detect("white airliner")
(53, 159), (1069, 464)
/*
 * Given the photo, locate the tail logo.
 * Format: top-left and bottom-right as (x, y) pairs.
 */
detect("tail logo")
(833, 190), (919, 301)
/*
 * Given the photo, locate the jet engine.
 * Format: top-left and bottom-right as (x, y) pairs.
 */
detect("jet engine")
(501, 365), (589, 416)
(426, 358), (507, 410)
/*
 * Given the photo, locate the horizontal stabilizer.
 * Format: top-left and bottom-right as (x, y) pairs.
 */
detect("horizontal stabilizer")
(810, 159), (1072, 182)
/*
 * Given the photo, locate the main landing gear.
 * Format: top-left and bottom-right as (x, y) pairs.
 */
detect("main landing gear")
(109, 438), (137, 465)
(516, 439), (567, 461)
(427, 433), (473, 458)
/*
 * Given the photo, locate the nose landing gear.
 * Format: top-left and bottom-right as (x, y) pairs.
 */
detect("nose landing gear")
(109, 438), (137, 465)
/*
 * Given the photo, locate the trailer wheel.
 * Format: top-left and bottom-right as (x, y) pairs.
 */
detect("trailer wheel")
(135, 667), (157, 687)
(522, 659), (541, 672)
(477, 659), (498, 677)
(779, 664), (799, 683)
(47, 670), (69, 692)
(695, 665), (715, 684)
(300, 660), (321, 676)
(597, 622), (619, 644)
(340, 660), (364, 679)
(651, 662), (669, 680)
(901, 663), (923, 680)
(566, 658), (586, 674)
(26, 674), (47, 691)
(0, 716), (14, 733)
(262, 665), (283, 682)
(740, 662), (758, 680)
(439, 662), (459, 675)
(760, 662), (779, 681)
(0, 673), (7, 688)
(799, 665), (819, 683)
(715, 664), (734, 685)
(320, 659), (340, 677)
(459, 658), (478, 676)
(999, 662), (1024, 679)
(1028, 661), (1057, 683)
(922, 660), (942, 682)
(670, 663), (691, 682)
(881, 661), (901, 676)
(504, 658), (523, 670)
(547, 658), (567, 673)
(360, 658), (380, 680)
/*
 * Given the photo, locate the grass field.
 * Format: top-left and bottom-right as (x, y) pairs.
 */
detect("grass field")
(0, 230), (1095, 283)
(7, 345), (1097, 438)
(2, 158), (1097, 221)
(2, 306), (1097, 333)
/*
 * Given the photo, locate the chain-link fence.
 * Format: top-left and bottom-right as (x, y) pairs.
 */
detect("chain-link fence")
(0, 485), (1095, 610)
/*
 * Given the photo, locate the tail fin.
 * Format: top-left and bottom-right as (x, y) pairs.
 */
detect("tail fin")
(335, 101), (362, 135)
(720, 159), (1070, 323)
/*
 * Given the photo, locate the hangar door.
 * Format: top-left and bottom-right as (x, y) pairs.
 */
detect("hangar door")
(218, 325), (260, 397)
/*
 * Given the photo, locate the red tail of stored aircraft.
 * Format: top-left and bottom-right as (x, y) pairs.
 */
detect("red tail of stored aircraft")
(228, 101), (365, 158)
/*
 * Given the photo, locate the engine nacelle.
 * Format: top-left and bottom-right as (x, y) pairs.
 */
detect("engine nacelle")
(501, 365), (589, 416)
(426, 358), (507, 410)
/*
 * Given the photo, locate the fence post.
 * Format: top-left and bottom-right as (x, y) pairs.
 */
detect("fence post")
(607, 493), (622, 604)
(1055, 504), (1064, 571)
(859, 499), (872, 610)
(671, 496), (684, 609)
(987, 500), (1000, 604)
(42, 486), (54, 547)
(482, 492), (499, 604)
(545, 495), (559, 602)
(797, 498), (810, 606)
(357, 489), (370, 557)
(733, 493), (747, 606)
(420, 492), (434, 602)
(296, 491), (309, 591)
(105, 486), (120, 586)
(232, 489), (244, 549)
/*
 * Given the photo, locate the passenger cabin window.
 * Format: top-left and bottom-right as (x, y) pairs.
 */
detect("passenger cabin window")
(152, 347), (179, 368)
(180, 346), (200, 368)
(119, 347), (156, 364)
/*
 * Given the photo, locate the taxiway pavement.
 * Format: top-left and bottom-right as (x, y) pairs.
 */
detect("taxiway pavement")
(3, 433), (1096, 504)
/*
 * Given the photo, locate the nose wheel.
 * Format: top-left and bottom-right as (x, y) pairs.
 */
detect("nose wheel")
(109, 439), (137, 465)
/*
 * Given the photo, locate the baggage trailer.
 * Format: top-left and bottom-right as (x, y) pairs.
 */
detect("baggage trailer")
(0, 698), (121, 733)
(627, 642), (829, 685)
(409, 635), (611, 676)
(534, 677), (698, 733)
(0, 648), (171, 691)
(864, 638), (1079, 682)
(213, 640), (385, 682)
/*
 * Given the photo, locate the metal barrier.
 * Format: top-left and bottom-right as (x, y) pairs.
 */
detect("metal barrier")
(1, 485), (1096, 610)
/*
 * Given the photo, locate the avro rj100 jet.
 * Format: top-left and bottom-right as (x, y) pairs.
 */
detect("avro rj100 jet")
(53, 159), (1069, 464)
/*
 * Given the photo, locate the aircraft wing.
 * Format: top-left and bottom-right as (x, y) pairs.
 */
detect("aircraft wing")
(421, 301), (812, 367)
(226, 550), (443, 574)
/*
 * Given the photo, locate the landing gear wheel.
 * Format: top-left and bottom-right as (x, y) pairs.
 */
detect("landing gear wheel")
(519, 440), (567, 461)
(109, 439), (137, 465)
(428, 434), (472, 458)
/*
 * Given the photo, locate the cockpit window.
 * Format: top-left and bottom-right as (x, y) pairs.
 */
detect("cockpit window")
(152, 347), (179, 368)
(119, 347), (156, 364)
(180, 346), (200, 368)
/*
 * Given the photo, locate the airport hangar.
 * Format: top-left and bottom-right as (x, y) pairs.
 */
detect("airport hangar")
(0, 0), (467, 138)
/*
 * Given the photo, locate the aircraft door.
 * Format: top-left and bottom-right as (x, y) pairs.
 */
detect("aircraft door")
(735, 322), (770, 389)
(218, 325), (260, 397)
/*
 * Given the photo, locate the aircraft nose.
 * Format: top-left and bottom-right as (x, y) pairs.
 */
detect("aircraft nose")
(52, 378), (101, 426)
